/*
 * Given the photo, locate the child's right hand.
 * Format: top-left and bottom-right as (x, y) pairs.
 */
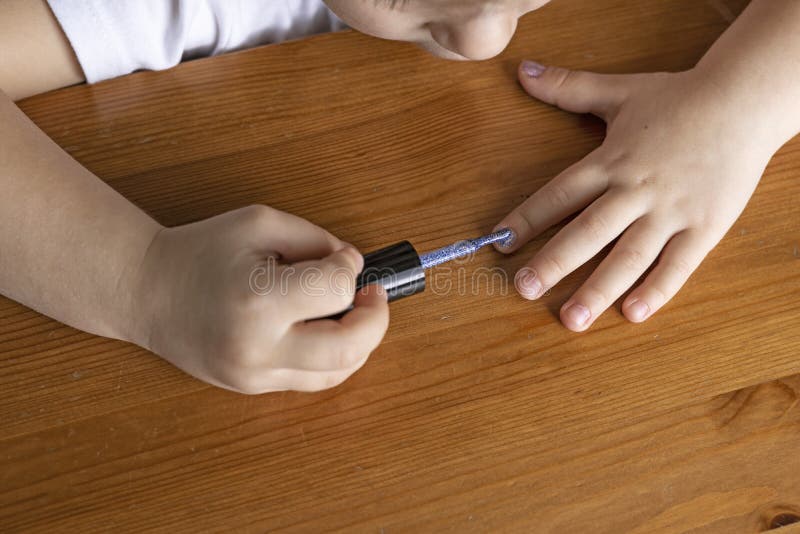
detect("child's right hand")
(131, 205), (389, 394)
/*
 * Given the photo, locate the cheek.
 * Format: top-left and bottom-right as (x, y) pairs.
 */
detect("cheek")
(325, 1), (424, 41)
(364, 19), (423, 41)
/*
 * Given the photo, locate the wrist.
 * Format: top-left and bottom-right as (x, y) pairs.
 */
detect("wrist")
(679, 65), (787, 160)
(689, 62), (799, 156)
(123, 223), (169, 350)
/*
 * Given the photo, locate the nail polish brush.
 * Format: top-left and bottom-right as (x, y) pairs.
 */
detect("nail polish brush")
(355, 227), (513, 302)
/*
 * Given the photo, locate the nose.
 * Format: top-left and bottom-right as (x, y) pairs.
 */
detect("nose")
(429, 13), (517, 60)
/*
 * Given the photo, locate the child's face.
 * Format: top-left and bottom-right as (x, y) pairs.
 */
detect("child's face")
(324, 0), (551, 60)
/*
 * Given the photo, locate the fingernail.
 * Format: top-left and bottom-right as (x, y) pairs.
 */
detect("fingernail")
(493, 226), (516, 249)
(521, 60), (546, 79)
(515, 268), (542, 298)
(563, 302), (591, 328)
(626, 299), (650, 322)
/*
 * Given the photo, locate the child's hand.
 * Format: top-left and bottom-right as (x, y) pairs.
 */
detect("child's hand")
(133, 205), (389, 394)
(495, 61), (775, 332)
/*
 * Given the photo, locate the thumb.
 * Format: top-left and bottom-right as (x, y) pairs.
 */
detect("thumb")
(518, 60), (627, 120)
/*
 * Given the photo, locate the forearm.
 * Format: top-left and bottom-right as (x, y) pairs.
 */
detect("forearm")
(695, 0), (800, 149)
(0, 91), (162, 343)
(0, 0), (84, 100)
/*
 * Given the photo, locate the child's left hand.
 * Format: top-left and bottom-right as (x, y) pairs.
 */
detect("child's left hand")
(494, 61), (776, 331)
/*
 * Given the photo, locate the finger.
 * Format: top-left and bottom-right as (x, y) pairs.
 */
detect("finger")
(279, 246), (366, 321)
(291, 362), (369, 392)
(222, 359), (370, 394)
(514, 191), (646, 300)
(494, 155), (608, 253)
(622, 229), (716, 323)
(276, 284), (389, 371)
(558, 218), (671, 332)
(269, 360), (370, 393)
(518, 60), (629, 120)
(236, 205), (343, 261)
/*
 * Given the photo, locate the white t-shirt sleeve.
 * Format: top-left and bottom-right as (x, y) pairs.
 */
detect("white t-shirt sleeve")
(46, 0), (345, 83)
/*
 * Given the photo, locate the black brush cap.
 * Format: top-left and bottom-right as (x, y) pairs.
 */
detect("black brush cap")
(357, 241), (426, 302)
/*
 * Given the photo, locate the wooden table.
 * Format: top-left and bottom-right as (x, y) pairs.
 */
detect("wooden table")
(2, 0), (799, 531)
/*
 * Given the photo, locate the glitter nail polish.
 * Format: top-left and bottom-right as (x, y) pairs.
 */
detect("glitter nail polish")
(521, 60), (546, 78)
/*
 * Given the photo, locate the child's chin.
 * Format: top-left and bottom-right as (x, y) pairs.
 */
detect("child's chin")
(416, 41), (471, 61)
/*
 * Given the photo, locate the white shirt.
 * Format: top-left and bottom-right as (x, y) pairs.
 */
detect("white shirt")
(46, 0), (345, 83)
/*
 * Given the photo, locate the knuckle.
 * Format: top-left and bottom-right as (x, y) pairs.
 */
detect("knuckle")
(242, 279), (271, 310)
(576, 211), (609, 240)
(542, 183), (571, 210)
(667, 256), (694, 278)
(616, 247), (648, 272)
(212, 320), (284, 364)
(324, 268), (358, 304)
(649, 284), (668, 306)
(337, 290), (356, 308)
(633, 175), (657, 188)
(700, 213), (731, 235)
(240, 204), (275, 224)
(582, 157), (614, 188)
(508, 209), (534, 236)
(540, 254), (567, 282)
(300, 265), (353, 303)
(579, 284), (609, 308)
(322, 255), (357, 280)
(325, 284), (355, 310)
(336, 289), (355, 308)
(550, 67), (575, 98)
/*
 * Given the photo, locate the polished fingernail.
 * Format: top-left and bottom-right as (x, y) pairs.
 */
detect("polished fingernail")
(563, 302), (591, 328)
(626, 299), (650, 322)
(493, 226), (516, 248)
(521, 60), (546, 78)
(515, 268), (542, 298)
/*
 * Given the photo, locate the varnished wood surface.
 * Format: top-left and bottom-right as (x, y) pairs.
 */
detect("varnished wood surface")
(2, 0), (800, 531)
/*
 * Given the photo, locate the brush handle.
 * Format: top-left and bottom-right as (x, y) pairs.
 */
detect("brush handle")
(321, 241), (426, 320)
(357, 241), (426, 301)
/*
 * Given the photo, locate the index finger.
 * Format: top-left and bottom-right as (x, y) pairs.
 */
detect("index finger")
(493, 157), (608, 254)
(276, 246), (366, 322)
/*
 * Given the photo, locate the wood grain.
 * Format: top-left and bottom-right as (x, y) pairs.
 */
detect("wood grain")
(2, 0), (799, 531)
